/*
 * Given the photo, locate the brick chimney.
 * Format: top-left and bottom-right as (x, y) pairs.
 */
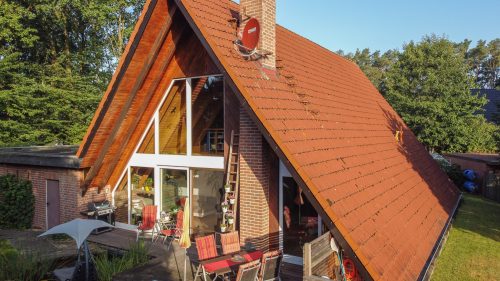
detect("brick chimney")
(240, 0), (276, 69)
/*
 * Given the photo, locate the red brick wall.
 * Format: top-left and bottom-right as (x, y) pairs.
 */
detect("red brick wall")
(239, 107), (276, 251)
(0, 164), (109, 230)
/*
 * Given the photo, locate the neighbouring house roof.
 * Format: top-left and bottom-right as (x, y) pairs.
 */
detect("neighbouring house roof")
(474, 89), (500, 123)
(77, 0), (461, 280)
(445, 153), (500, 166)
(0, 145), (80, 169)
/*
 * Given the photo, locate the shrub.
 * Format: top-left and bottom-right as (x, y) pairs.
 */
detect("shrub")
(94, 241), (149, 281)
(0, 174), (35, 229)
(0, 239), (53, 281)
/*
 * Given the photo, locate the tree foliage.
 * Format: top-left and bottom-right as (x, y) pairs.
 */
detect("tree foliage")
(0, 0), (144, 147)
(340, 36), (499, 153)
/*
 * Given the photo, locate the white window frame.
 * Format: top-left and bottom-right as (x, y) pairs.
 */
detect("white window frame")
(112, 75), (225, 229)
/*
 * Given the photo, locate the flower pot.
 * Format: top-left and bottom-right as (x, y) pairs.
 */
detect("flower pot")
(227, 218), (234, 225)
(220, 226), (227, 232)
(229, 198), (235, 205)
(224, 187), (231, 193)
(222, 206), (228, 213)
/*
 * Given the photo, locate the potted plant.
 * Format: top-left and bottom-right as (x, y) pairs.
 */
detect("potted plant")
(224, 184), (231, 193)
(220, 223), (227, 233)
(226, 214), (234, 225)
(221, 201), (229, 213)
(228, 194), (236, 205)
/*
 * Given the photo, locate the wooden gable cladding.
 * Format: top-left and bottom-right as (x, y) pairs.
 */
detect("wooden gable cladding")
(80, 0), (219, 190)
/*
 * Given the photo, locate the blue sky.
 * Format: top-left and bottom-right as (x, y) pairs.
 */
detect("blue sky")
(239, 0), (500, 53)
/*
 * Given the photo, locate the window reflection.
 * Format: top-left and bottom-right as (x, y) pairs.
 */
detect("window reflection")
(159, 80), (187, 155)
(191, 169), (224, 236)
(130, 167), (155, 225)
(114, 174), (129, 224)
(191, 77), (224, 156)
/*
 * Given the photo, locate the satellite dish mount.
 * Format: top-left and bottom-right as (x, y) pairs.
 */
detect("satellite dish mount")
(234, 17), (263, 59)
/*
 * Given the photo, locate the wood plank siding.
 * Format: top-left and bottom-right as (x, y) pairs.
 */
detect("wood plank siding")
(79, 0), (219, 190)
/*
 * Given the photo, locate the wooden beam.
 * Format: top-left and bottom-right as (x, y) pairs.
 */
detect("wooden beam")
(82, 4), (178, 190)
(93, 16), (188, 190)
(78, 0), (158, 161)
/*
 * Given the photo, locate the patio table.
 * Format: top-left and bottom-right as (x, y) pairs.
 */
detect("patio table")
(197, 250), (263, 280)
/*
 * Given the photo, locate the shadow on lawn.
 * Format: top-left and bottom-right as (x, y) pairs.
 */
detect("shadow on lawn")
(453, 194), (500, 242)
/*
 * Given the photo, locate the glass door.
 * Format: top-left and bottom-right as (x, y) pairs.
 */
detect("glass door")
(282, 176), (319, 262)
(160, 168), (189, 224)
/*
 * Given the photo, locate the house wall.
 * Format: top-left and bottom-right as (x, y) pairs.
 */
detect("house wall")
(0, 164), (109, 230)
(445, 155), (498, 191)
(238, 107), (279, 251)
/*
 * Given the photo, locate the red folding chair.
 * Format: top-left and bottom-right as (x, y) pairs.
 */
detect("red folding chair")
(136, 205), (157, 241)
(194, 234), (224, 281)
(220, 231), (241, 255)
(158, 210), (184, 250)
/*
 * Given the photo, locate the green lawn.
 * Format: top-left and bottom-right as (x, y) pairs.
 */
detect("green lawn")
(431, 194), (500, 281)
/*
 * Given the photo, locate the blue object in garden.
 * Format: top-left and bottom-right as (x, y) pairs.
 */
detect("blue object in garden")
(463, 169), (476, 181)
(463, 181), (477, 193)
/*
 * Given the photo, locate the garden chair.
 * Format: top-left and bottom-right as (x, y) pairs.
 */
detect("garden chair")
(158, 209), (184, 250)
(235, 260), (261, 281)
(194, 234), (224, 281)
(220, 231), (241, 255)
(258, 250), (283, 281)
(136, 205), (158, 241)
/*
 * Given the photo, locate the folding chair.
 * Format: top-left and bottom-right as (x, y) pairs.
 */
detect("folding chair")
(194, 234), (224, 281)
(158, 209), (184, 250)
(220, 231), (241, 255)
(259, 250), (283, 281)
(235, 260), (261, 281)
(136, 205), (157, 241)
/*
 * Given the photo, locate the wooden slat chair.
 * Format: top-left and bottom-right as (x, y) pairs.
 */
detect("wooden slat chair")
(136, 205), (157, 241)
(220, 231), (241, 255)
(158, 210), (184, 250)
(259, 250), (283, 281)
(194, 234), (222, 281)
(235, 260), (261, 281)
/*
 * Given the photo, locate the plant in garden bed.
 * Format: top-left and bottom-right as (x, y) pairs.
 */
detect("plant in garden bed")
(0, 239), (54, 281)
(95, 241), (150, 281)
(221, 201), (229, 213)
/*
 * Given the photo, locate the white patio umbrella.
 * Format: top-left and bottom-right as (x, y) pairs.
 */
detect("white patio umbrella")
(39, 218), (113, 249)
(39, 218), (114, 281)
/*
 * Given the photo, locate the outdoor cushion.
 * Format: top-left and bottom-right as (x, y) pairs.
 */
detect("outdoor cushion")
(195, 234), (218, 261)
(138, 205), (157, 230)
(220, 231), (240, 254)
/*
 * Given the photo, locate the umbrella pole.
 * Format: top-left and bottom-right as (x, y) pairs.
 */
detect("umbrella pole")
(84, 241), (89, 281)
(184, 249), (187, 281)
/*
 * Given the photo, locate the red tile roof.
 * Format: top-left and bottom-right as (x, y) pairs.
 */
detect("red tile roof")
(178, 0), (460, 280)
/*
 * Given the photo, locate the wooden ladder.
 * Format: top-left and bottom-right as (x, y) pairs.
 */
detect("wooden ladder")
(222, 130), (240, 232)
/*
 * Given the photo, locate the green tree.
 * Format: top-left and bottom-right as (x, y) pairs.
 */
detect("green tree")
(0, 0), (144, 147)
(384, 35), (497, 153)
(341, 48), (398, 92)
(465, 39), (500, 89)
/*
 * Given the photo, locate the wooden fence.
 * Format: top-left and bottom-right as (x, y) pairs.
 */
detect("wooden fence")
(303, 232), (340, 280)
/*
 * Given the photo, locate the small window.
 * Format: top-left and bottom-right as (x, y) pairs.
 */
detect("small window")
(159, 80), (187, 155)
(137, 123), (155, 154)
(191, 76), (224, 156)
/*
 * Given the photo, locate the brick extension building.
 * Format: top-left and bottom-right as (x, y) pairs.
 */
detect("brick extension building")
(0, 0), (461, 280)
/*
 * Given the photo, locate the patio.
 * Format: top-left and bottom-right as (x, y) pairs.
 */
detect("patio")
(0, 227), (302, 280)
(88, 228), (303, 281)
